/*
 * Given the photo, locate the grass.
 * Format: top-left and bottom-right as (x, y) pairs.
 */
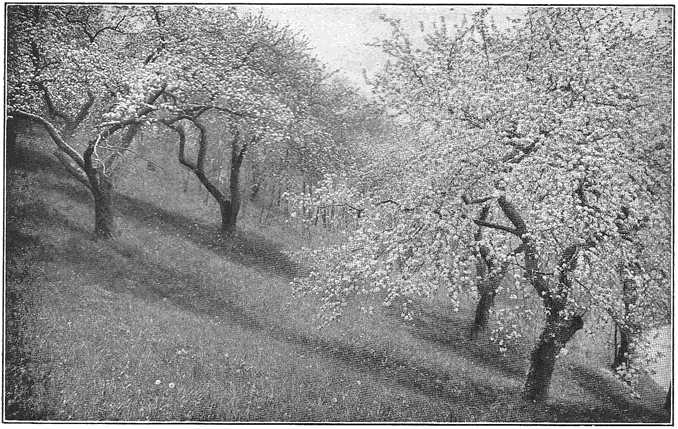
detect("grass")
(4, 132), (671, 422)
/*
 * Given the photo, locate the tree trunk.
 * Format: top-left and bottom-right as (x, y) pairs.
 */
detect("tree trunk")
(470, 279), (497, 338)
(613, 323), (632, 370)
(220, 158), (241, 234)
(220, 200), (236, 234)
(665, 385), (671, 411)
(613, 264), (639, 372)
(91, 174), (115, 239)
(469, 205), (504, 339)
(524, 313), (583, 401)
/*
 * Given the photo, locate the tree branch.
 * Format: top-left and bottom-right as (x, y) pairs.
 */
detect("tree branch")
(462, 194), (494, 205)
(10, 110), (85, 170)
(53, 150), (91, 190)
(68, 89), (96, 134)
(37, 82), (71, 124)
(171, 123), (197, 170)
(474, 219), (519, 236)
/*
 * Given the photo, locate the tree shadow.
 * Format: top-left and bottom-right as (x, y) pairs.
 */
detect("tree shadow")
(10, 142), (299, 280)
(27, 227), (669, 422)
(41, 225), (506, 413)
(567, 364), (669, 422)
(7, 145), (669, 423)
(385, 300), (528, 379)
(43, 172), (301, 280)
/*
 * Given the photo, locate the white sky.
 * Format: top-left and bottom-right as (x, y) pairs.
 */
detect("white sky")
(238, 5), (526, 92)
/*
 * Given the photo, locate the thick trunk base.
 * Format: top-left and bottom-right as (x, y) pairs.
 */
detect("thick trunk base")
(220, 201), (239, 235)
(523, 314), (583, 401)
(93, 177), (115, 239)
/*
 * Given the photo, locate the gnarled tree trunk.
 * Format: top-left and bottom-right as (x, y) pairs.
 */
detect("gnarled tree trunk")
(524, 313), (583, 400)
(469, 205), (509, 338)
(489, 196), (586, 401)
(83, 142), (116, 239)
(170, 118), (250, 236)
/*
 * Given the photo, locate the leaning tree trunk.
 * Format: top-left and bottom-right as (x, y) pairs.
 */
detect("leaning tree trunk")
(524, 312), (584, 401)
(485, 197), (588, 402)
(469, 205), (507, 338)
(471, 277), (498, 338)
(91, 175), (115, 239)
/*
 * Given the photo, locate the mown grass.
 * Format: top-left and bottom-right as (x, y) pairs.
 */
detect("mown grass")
(4, 132), (671, 422)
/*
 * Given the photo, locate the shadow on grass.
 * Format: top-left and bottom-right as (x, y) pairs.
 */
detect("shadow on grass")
(385, 301), (528, 379)
(45, 172), (300, 280)
(6, 164), (500, 416)
(10, 144), (299, 280)
(567, 364), (668, 422)
(6, 145), (670, 423)
(51, 229), (504, 413)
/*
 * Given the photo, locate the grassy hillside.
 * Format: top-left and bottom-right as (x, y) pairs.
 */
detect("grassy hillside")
(4, 131), (671, 422)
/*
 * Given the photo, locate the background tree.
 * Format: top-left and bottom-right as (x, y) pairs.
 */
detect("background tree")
(149, 6), (335, 234)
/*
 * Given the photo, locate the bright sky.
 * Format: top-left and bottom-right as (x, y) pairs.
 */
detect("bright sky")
(238, 5), (526, 93)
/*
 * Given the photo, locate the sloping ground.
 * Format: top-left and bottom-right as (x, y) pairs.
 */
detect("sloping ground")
(4, 140), (671, 422)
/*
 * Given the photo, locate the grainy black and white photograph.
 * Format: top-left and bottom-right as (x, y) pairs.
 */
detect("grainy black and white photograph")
(4, 2), (673, 423)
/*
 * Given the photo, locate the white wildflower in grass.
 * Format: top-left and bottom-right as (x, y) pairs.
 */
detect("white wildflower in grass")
(168, 383), (175, 389)
(155, 379), (161, 385)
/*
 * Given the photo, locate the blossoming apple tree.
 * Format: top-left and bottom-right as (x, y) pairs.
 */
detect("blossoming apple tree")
(289, 7), (671, 401)
(7, 5), (175, 238)
(143, 6), (344, 234)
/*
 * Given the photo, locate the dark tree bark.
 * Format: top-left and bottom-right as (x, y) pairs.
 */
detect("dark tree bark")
(613, 323), (631, 369)
(613, 262), (640, 372)
(477, 196), (587, 402)
(91, 175), (115, 238)
(524, 313), (584, 400)
(83, 140), (116, 238)
(10, 85), (163, 239)
(665, 385), (671, 411)
(170, 118), (250, 235)
(222, 133), (244, 234)
(471, 278), (498, 338)
(469, 205), (509, 338)
(249, 162), (262, 200)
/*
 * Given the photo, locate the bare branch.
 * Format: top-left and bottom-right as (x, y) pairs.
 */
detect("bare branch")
(474, 219), (519, 236)
(462, 194), (494, 205)
(10, 110), (85, 170)
(67, 89), (96, 134)
(53, 150), (91, 190)
(171, 123), (197, 171)
(37, 82), (71, 124)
